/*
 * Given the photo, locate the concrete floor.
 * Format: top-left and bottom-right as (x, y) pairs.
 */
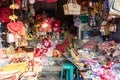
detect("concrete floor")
(38, 71), (60, 80)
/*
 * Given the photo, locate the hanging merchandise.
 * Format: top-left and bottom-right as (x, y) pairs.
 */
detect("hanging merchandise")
(37, 0), (45, 1)
(30, 4), (35, 17)
(109, 23), (117, 32)
(26, 33), (33, 40)
(22, 0), (28, 11)
(52, 20), (61, 32)
(0, 7), (12, 23)
(73, 16), (81, 27)
(6, 33), (15, 43)
(15, 0), (22, 8)
(40, 18), (53, 32)
(0, 22), (2, 33)
(100, 21), (110, 36)
(110, 26), (120, 43)
(80, 7), (88, 15)
(79, 15), (89, 23)
(63, 0), (81, 15)
(88, 12), (98, 27)
(93, 2), (100, 14)
(46, 0), (57, 2)
(109, 0), (120, 16)
(43, 38), (51, 48)
(80, 23), (93, 39)
(103, 0), (109, 20)
(29, 0), (35, 4)
(7, 21), (25, 36)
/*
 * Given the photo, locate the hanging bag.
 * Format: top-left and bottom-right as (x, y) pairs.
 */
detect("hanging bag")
(109, 0), (120, 15)
(63, 0), (81, 15)
(29, 0), (35, 4)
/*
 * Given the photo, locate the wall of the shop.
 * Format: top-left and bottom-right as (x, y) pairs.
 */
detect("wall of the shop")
(34, 1), (57, 17)
(34, 0), (69, 20)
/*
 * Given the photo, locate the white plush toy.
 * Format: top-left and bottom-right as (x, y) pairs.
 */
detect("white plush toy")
(46, 48), (54, 57)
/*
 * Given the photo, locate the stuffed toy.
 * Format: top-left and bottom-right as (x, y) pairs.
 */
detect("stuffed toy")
(52, 20), (60, 32)
(34, 48), (47, 57)
(46, 48), (53, 57)
(40, 18), (53, 32)
(52, 49), (62, 58)
(42, 38), (51, 48)
(0, 7), (11, 23)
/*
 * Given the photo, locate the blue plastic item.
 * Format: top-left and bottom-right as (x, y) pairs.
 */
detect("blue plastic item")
(60, 63), (79, 80)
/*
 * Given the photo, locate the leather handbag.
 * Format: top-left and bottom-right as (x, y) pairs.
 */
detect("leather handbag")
(63, 0), (81, 15)
(109, 0), (120, 15)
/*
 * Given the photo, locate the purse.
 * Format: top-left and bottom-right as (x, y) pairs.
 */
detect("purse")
(63, 0), (81, 15)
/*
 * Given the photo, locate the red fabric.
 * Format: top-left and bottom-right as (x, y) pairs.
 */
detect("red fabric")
(7, 21), (24, 36)
(0, 7), (11, 23)
(37, 0), (45, 1)
(15, 0), (22, 8)
(83, 39), (96, 49)
(52, 20), (60, 32)
(46, 0), (57, 2)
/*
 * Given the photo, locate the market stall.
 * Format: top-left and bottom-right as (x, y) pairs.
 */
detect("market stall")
(0, 0), (120, 80)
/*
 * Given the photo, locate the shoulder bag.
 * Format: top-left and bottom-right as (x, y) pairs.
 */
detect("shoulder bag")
(63, 0), (81, 15)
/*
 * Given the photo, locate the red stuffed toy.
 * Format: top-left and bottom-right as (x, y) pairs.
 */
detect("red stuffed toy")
(0, 7), (11, 23)
(52, 20), (61, 32)
(34, 48), (48, 57)
(43, 38), (51, 48)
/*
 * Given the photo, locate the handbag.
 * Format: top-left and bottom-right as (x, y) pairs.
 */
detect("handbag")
(63, 0), (81, 15)
(109, 0), (120, 15)
(29, 0), (35, 4)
